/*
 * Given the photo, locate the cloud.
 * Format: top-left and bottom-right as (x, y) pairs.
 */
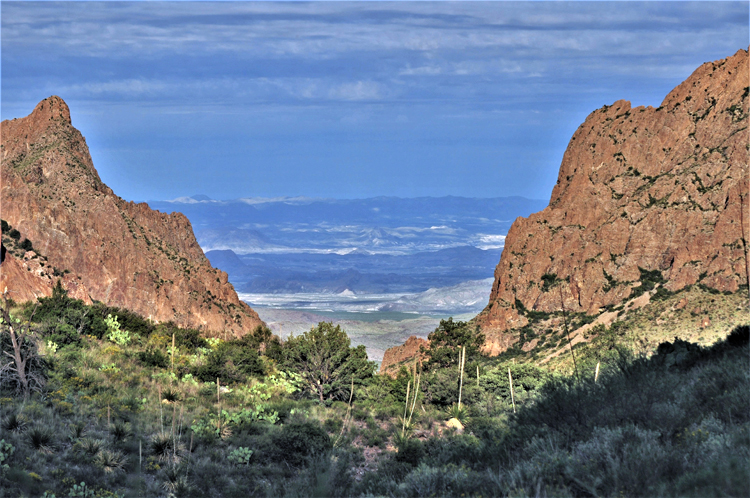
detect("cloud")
(475, 234), (506, 250)
(328, 81), (384, 101)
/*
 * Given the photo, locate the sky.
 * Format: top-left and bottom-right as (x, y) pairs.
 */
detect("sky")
(1, 1), (748, 202)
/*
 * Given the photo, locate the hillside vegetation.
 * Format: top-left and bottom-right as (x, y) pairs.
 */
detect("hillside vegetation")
(0, 287), (748, 497)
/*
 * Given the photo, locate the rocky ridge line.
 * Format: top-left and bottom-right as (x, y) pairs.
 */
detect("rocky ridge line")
(475, 48), (749, 355)
(1, 96), (264, 336)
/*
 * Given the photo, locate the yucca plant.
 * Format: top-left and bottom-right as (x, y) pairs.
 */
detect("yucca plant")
(150, 432), (185, 464)
(397, 416), (415, 438)
(75, 437), (103, 456)
(446, 403), (468, 425)
(94, 449), (127, 473)
(68, 420), (88, 441)
(26, 426), (55, 453)
(110, 420), (132, 443)
(161, 466), (192, 497)
(2, 413), (28, 433)
(162, 387), (182, 404)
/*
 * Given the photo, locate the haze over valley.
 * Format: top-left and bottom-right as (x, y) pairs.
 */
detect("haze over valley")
(148, 195), (546, 359)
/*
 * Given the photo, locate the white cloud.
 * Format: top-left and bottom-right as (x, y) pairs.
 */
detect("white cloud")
(475, 234), (506, 250)
(328, 81), (383, 101)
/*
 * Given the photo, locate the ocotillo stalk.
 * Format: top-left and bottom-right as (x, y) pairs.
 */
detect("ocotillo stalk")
(508, 367), (516, 414)
(477, 365), (480, 389)
(595, 362), (601, 383)
(217, 378), (221, 434)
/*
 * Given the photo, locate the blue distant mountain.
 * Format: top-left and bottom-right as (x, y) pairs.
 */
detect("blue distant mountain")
(148, 196), (546, 295)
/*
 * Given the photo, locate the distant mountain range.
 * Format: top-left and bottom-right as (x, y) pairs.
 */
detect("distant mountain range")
(148, 196), (547, 299)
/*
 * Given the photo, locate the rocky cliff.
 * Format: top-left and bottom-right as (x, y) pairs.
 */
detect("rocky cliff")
(1, 96), (264, 336)
(475, 48), (749, 355)
(378, 335), (429, 377)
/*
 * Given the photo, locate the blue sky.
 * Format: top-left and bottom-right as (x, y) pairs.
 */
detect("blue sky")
(2, 2), (747, 202)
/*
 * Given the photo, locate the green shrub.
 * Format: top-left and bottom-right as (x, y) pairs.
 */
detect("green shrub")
(423, 318), (484, 371)
(398, 463), (490, 498)
(193, 340), (266, 383)
(136, 349), (168, 369)
(41, 321), (82, 348)
(281, 322), (375, 403)
(0, 439), (14, 474)
(395, 438), (424, 466)
(227, 446), (253, 466)
(270, 419), (332, 467)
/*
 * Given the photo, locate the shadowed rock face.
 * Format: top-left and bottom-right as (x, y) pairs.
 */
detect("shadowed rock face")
(476, 48), (749, 355)
(1, 96), (264, 337)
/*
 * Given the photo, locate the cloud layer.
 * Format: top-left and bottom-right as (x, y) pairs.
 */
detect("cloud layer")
(2, 2), (747, 201)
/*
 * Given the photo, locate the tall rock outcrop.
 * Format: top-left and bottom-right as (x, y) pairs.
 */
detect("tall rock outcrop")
(1, 96), (264, 336)
(476, 48), (749, 355)
(378, 335), (429, 377)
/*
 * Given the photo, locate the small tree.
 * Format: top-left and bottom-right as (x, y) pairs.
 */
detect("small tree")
(282, 322), (375, 402)
(0, 299), (46, 397)
(423, 318), (484, 371)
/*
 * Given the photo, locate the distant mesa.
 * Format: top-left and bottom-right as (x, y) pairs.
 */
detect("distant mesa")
(475, 48), (749, 355)
(0, 95), (264, 337)
(191, 194), (212, 201)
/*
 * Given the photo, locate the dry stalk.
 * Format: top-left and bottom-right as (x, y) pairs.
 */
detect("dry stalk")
(158, 385), (164, 433)
(401, 379), (411, 437)
(334, 378), (354, 447)
(407, 372), (420, 428)
(508, 367), (516, 414)
(457, 346), (466, 409)
(559, 284), (580, 381)
(171, 333), (175, 372)
(217, 378), (221, 434)
(595, 362), (601, 383)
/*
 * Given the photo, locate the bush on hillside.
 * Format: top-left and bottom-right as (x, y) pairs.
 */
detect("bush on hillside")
(282, 322), (375, 402)
(422, 318), (484, 371)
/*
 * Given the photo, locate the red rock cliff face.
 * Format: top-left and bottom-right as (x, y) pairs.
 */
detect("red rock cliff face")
(379, 336), (429, 377)
(1, 96), (264, 337)
(476, 49), (749, 355)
